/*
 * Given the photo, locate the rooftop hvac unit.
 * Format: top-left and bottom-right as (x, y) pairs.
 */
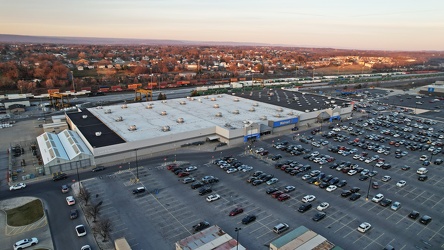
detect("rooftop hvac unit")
(211, 98), (216, 101)
(128, 125), (137, 131)
(177, 118), (184, 123)
(96, 106), (103, 109)
(82, 115), (88, 119)
(95, 132), (102, 137)
(253, 102), (259, 107)
(146, 105), (153, 109)
(277, 107), (283, 112)
(313, 108), (318, 111)
(160, 111), (167, 116)
(204, 96), (209, 99)
(249, 107), (256, 112)
(217, 95), (222, 98)
(161, 126), (170, 132)
(305, 110), (310, 112)
(260, 115), (267, 120)
(190, 97), (195, 101)
(161, 100), (167, 103)
(213, 104), (219, 108)
(121, 104), (127, 109)
(115, 116), (123, 122)
(179, 101), (186, 105)
(104, 109), (112, 114)
(234, 98), (240, 102)
(274, 113), (282, 118)
(198, 99), (202, 103)
(215, 112), (223, 117)
(288, 111), (294, 115)
(232, 110), (240, 114)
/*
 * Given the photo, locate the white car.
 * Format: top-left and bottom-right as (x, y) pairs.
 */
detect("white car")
(396, 180), (406, 187)
(317, 202), (330, 211)
(372, 193), (384, 203)
(381, 175), (392, 182)
(75, 224), (86, 237)
(226, 168), (238, 174)
(391, 201), (401, 211)
(375, 162), (384, 167)
(186, 166), (198, 172)
(81, 246), (92, 250)
(206, 194), (221, 202)
(13, 237), (38, 250)
(357, 222), (372, 233)
(301, 174), (311, 180)
(66, 196), (76, 206)
(347, 170), (357, 176)
(284, 185), (296, 193)
(353, 154), (361, 160)
(419, 155), (428, 161)
(326, 185), (337, 192)
(302, 195), (316, 203)
(266, 178), (279, 185)
(9, 183), (27, 191)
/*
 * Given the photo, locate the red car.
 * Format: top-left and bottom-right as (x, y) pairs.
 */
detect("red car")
(178, 172), (190, 177)
(229, 207), (244, 216)
(277, 194), (290, 201)
(271, 191), (284, 198)
(167, 164), (178, 170)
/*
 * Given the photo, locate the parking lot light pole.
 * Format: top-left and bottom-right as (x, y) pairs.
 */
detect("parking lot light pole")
(366, 164), (375, 201)
(135, 149), (139, 181)
(235, 227), (242, 250)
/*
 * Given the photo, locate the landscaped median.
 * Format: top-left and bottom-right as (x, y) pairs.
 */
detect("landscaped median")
(6, 199), (44, 226)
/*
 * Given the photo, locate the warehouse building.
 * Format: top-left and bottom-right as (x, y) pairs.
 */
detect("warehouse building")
(175, 225), (245, 250)
(36, 89), (352, 169)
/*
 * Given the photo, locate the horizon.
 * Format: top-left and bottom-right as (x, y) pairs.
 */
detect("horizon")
(1, 0), (443, 51)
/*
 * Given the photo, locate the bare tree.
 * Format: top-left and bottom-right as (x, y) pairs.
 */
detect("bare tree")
(93, 217), (113, 242)
(77, 186), (91, 206)
(85, 201), (102, 222)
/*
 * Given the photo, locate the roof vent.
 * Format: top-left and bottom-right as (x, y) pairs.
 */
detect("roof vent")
(234, 98), (240, 102)
(305, 110), (310, 112)
(232, 110), (240, 114)
(313, 108), (318, 111)
(198, 99), (202, 103)
(82, 115), (88, 119)
(115, 116), (123, 122)
(260, 115), (267, 120)
(95, 132), (102, 137)
(146, 104), (153, 109)
(213, 104), (219, 108)
(204, 96), (209, 99)
(190, 97), (195, 101)
(211, 98), (216, 101)
(121, 104), (127, 109)
(161, 100), (167, 103)
(177, 118), (184, 123)
(217, 95), (223, 98)
(179, 101), (186, 105)
(277, 107), (284, 112)
(215, 112), (223, 117)
(288, 111), (294, 115)
(253, 102), (259, 107)
(160, 111), (167, 116)
(249, 107), (256, 112)
(96, 106), (103, 109)
(104, 109), (112, 114)
(161, 126), (170, 132)
(274, 113), (282, 118)
(128, 125), (137, 131)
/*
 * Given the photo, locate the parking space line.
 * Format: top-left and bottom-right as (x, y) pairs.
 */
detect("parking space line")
(432, 197), (444, 209)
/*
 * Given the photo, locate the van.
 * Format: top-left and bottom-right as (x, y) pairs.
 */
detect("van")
(417, 168), (428, 175)
(273, 223), (289, 234)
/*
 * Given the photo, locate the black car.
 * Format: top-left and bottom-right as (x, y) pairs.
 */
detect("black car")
(329, 177), (340, 185)
(266, 187), (279, 194)
(252, 179), (264, 186)
(52, 173), (68, 181)
(418, 175), (428, 181)
(312, 212), (326, 221)
(298, 203), (312, 213)
(92, 166), (106, 172)
(380, 198), (392, 207)
(191, 182), (204, 189)
(319, 182), (329, 189)
(408, 210), (420, 220)
(337, 180), (347, 187)
(349, 193), (361, 201)
(350, 187), (361, 193)
(132, 187), (146, 194)
(193, 221), (210, 232)
(359, 175), (369, 181)
(242, 215), (257, 224)
(341, 190), (352, 197)
(419, 215), (432, 225)
(70, 209), (78, 219)
(199, 187), (212, 195)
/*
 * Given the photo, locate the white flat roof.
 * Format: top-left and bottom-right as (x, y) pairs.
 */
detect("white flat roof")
(88, 94), (303, 142)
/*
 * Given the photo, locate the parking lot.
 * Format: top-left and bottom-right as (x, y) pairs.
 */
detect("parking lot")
(74, 90), (444, 250)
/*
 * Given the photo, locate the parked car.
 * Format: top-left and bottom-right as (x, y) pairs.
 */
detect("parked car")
(61, 184), (70, 193)
(229, 207), (244, 216)
(70, 209), (78, 219)
(199, 187), (212, 196)
(408, 210), (420, 220)
(206, 194), (220, 202)
(312, 212), (326, 221)
(357, 222), (371, 233)
(419, 215), (432, 225)
(283, 186), (296, 193)
(182, 177), (195, 184)
(317, 202), (330, 211)
(390, 201), (401, 211)
(298, 203), (312, 213)
(66, 196), (76, 206)
(277, 193), (291, 201)
(75, 224), (87, 237)
(92, 166), (106, 172)
(242, 215), (256, 224)
(13, 238), (38, 250)
(302, 195), (316, 203)
(350, 193), (361, 201)
(132, 187), (146, 194)
(193, 221), (210, 232)
(9, 183), (27, 191)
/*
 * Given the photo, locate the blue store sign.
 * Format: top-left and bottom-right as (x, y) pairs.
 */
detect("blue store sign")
(273, 117), (299, 128)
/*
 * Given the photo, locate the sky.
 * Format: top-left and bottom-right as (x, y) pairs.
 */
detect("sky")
(0, 0), (443, 51)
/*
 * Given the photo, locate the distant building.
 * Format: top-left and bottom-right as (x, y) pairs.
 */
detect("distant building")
(419, 81), (444, 97)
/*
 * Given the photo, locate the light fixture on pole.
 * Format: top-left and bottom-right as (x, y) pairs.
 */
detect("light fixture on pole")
(366, 164), (375, 201)
(235, 227), (242, 250)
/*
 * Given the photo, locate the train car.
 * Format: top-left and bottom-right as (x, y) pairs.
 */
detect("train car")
(111, 85), (123, 92)
(128, 84), (142, 90)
